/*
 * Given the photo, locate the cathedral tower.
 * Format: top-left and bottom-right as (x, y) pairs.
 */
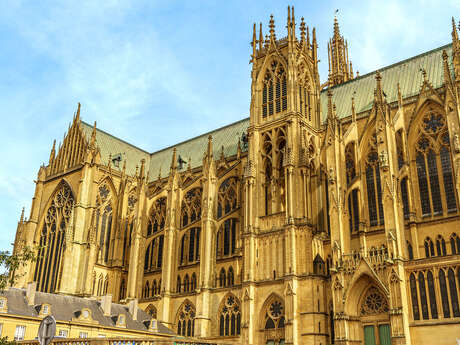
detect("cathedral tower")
(243, 7), (328, 344)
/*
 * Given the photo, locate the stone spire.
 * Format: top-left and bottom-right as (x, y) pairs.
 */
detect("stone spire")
(327, 15), (354, 87)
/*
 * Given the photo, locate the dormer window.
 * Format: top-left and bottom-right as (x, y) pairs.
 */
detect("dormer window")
(116, 314), (126, 327)
(81, 308), (91, 319)
(43, 305), (49, 315)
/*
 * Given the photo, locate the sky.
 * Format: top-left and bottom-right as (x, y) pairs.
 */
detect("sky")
(0, 0), (459, 253)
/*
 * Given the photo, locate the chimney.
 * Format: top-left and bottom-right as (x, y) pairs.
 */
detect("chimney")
(100, 294), (112, 316)
(128, 299), (138, 321)
(26, 282), (36, 306)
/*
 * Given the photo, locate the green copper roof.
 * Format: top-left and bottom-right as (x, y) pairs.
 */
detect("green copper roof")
(148, 118), (249, 180)
(81, 122), (150, 177)
(320, 44), (452, 120)
(81, 43), (452, 181)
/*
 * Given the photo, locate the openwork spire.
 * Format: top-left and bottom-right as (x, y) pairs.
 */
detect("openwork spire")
(327, 15), (354, 87)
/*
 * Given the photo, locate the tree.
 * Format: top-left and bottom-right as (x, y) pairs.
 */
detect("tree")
(0, 246), (37, 292)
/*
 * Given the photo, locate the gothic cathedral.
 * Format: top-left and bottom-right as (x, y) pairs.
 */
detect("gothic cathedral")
(12, 8), (460, 345)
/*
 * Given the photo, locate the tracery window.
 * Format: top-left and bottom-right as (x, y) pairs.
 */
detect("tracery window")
(216, 218), (238, 259)
(94, 183), (115, 265)
(219, 295), (241, 337)
(401, 177), (410, 220)
(410, 273), (420, 320)
(147, 197), (166, 236)
(360, 287), (389, 315)
(345, 143), (356, 185)
(176, 302), (195, 337)
(436, 235), (447, 256)
(414, 110), (457, 217)
(146, 304), (157, 319)
(217, 177), (238, 218)
(348, 189), (359, 232)
(263, 298), (285, 337)
(34, 182), (74, 293)
(365, 136), (384, 226)
(262, 60), (287, 118)
(450, 233), (460, 254)
(144, 235), (164, 272)
(181, 188), (202, 228)
(179, 227), (200, 266)
(183, 274), (190, 293)
(424, 237), (435, 258)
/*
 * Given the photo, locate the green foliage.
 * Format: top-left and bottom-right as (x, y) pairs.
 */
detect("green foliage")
(0, 246), (37, 293)
(0, 336), (17, 345)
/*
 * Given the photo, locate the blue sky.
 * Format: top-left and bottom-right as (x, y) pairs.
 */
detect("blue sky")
(0, 0), (459, 253)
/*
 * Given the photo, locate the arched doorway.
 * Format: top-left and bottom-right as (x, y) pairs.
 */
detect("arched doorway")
(359, 286), (391, 345)
(260, 294), (285, 345)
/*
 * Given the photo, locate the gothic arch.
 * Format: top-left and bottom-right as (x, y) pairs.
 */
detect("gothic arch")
(259, 293), (285, 344)
(217, 293), (241, 337)
(175, 299), (196, 337)
(145, 304), (157, 318)
(344, 272), (389, 316)
(256, 55), (288, 86)
(33, 180), (75, 293)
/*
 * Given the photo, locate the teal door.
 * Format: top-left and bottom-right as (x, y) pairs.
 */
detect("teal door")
(364, 325), (376, 345)
(378, 324), (391, 345)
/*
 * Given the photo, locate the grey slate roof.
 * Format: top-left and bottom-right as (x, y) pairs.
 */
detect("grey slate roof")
(80, 43), (452, 181)
(1, 288), (174, 335)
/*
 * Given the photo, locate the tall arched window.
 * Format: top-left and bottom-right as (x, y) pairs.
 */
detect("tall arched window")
(345, 143), (356, 185)
(119, 279), (126, 300)
(179, 228), (200, 266)
(424, 237), (435, 258)
(407, 241), (414, 260)
(93, 183), (115, 265)
(348, 189), (359, 232)
(401, 177), (410, 220)
(409, 273), (420, 320)
(191, 273), (197, 291)
(450, 233), (460, 254)
(219, 268), (226, 288)
(216, 219), (238, 259)
(448, 268), (460, 317)
(217, 177), (238, 219)
(97, 275), (103, 296)
(183, 274), (190, 293)
(297, 62), (312, 122)
(396, 129), (405, 169)
(439, 269), (450, 318)
(418, 272), (429, 319)
(176, 301), (195, 337)
(181, 188), (202, 228)
(143, 281), (150, 298)
(147, 197), (166, 236)
(177, 276), (181, 293)
(152, 280), (157, 296)
(414, 110), (457, 217)
(426, 271), (438, 319)
(144, 235), (165, 272)
(262, 60), (287, 118)
(219, 294), (241, 337)
(436, 235), (447, 256)
(228, 267), (234, 287)
(34, 182), (74, 293)
(365, 136), (384, 226)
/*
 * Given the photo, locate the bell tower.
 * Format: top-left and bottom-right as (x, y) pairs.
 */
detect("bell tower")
(243, 7), (328, 345)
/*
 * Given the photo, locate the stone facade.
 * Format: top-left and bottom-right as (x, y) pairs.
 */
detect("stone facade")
(11, 8), (460, 345)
